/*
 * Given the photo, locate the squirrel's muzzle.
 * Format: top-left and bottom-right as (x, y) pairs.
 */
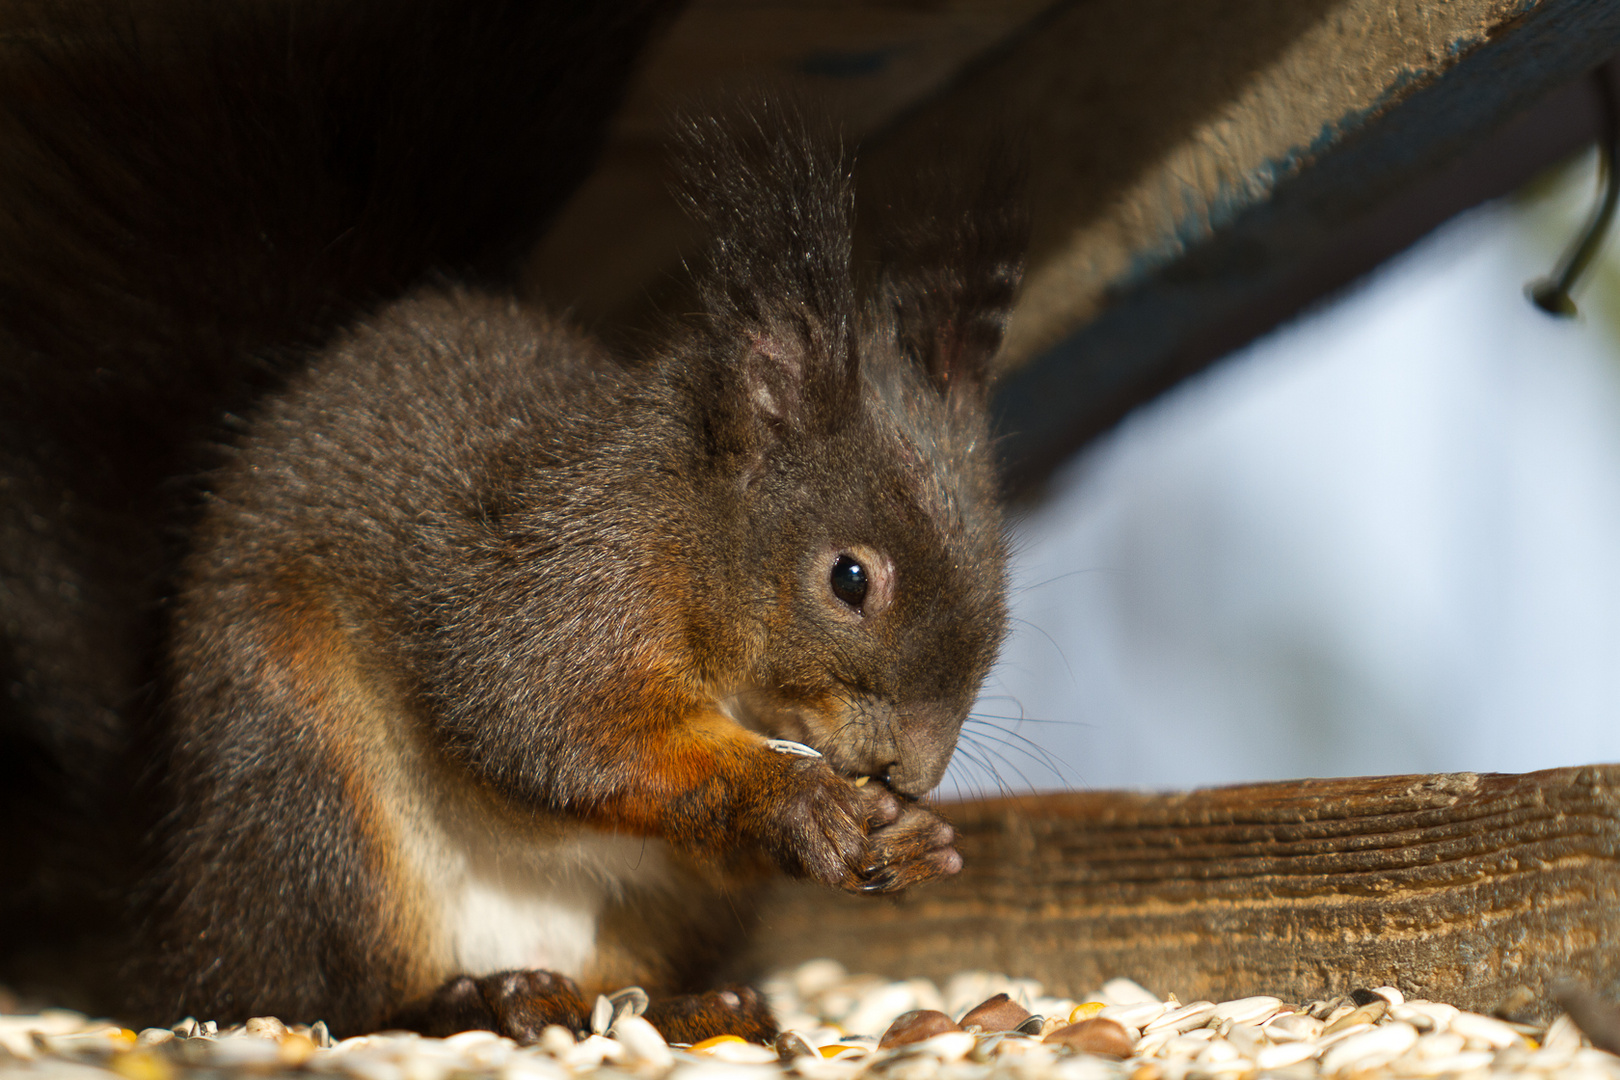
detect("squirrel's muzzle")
(821, 698), (963, 799)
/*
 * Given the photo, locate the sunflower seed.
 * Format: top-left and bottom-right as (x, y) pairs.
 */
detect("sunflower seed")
(765, 740), (822, 758)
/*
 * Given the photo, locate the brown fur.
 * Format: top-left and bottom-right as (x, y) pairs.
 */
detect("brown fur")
(0, 0), (683, 1013)
(0, 1), (1027, 1044)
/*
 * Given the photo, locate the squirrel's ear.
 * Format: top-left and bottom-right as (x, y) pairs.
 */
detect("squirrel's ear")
(879, 154), (1028, 399)
(673, 99), (860, 442)
(735, 314), (857, 434)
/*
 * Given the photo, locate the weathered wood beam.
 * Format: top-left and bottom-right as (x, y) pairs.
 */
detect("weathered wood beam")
(528, 0), (1620, 487)
(524, 0), (1055, 321)
(871, 0), (1620, 487)
(746, 766), (1620, 1021)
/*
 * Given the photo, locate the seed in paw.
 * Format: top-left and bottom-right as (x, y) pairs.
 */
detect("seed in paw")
(879, 1010), (962, 1048)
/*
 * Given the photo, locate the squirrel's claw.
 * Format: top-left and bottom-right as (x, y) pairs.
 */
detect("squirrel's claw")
(765, 757), (960, 894)
(848, 796), (960, 895)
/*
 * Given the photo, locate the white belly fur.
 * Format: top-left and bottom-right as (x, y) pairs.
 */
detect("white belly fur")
(374, 737), (678, 981)
(335, 608), (681, 984)
(428, 826), (675, 979)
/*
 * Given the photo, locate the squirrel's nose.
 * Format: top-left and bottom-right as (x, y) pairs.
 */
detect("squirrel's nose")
(885, 701), (965, 797)
(846, 748), (945, 798)
(882, 757), (941, 799)
(825, 699), (964, 797)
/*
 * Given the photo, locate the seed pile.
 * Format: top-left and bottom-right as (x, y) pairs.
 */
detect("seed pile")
(3, 960), (1618, 1079)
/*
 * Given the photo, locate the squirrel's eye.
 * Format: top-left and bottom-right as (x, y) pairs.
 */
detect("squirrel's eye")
(829, 554), (868, 610)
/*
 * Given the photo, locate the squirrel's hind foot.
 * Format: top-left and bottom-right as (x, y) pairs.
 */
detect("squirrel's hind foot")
(384, 970), (777, 1046)
(386, 969), (589, 1042)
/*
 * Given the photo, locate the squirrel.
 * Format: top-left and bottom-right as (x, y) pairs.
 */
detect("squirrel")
(0, 0), (1027, 1045)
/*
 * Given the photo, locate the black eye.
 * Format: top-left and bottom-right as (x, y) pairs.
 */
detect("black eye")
(829, 554), (868, 610)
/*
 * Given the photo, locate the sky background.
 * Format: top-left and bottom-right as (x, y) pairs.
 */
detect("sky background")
(945, 147), (1620, 797)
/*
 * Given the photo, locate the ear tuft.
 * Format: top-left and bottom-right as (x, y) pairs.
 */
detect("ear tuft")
(672, 98), (860, 443)
(878, 148), (1028, 399)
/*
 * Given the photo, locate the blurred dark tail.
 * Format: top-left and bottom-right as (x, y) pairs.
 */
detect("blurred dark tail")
(0, 0), (680, 995)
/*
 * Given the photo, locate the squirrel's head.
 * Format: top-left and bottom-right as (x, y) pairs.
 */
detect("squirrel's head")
(670, 103), (1025, 798)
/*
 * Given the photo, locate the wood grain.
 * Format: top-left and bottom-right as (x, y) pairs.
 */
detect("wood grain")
(746, 766), (1620, 1020)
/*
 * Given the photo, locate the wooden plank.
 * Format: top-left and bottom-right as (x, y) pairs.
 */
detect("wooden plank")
(745, 766), (1620, 1020)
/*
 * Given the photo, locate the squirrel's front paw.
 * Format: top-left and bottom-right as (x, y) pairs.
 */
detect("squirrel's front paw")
(766, 763), (958, 894)
(766, 761), (902, 887)
(854, 796), (960, 894)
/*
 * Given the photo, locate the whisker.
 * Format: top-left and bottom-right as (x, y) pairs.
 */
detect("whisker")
(947, 741), (1013, 799)
(959, 724), (1074, 784)
(972, 737), (1042, 792)
(973, 721), (1068, 790)
(967, 712), (1082, 728)
(1012, 566), (1123, 594)
(1008, 616), (1080, 692)
(954, 735), (1028, 798)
